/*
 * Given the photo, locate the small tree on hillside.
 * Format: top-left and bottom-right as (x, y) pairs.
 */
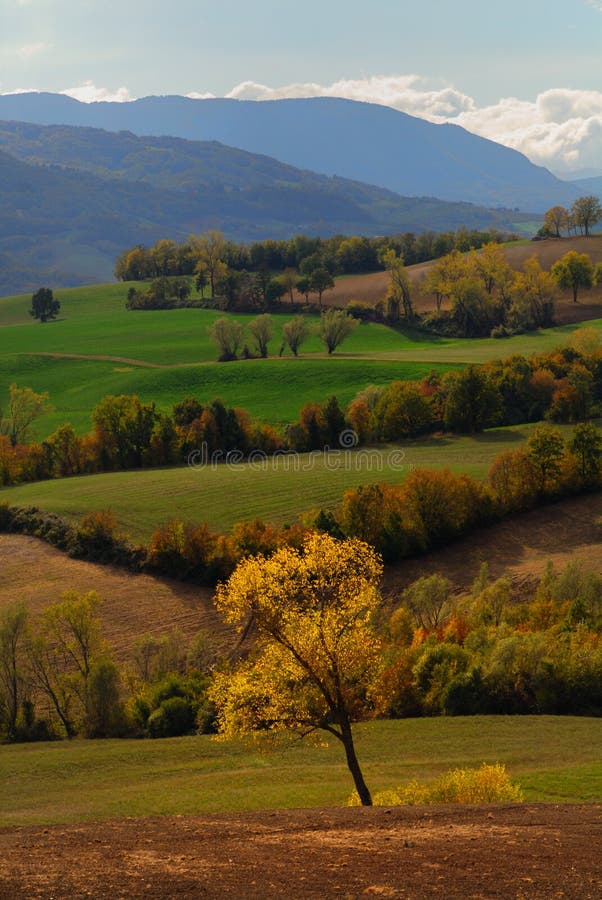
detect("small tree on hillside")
(29, 287), (60, 323)
(309, 267), (335, 307)
(282, 316), (309, 357)
(248, 314), (273, 358)
(319, 309), (358, 355)
(209, 533), (384, 806)
(209, 317), (244, 361)
(0, 384), (52, 447)
(383, 249), (414, 321)
(543, 206), (570, 238)
(570, 196), (602, 237)
(551, 251), (594, 303)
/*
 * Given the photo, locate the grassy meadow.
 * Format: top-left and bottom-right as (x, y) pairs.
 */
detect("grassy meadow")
(1, 421), (585, 538)
(2, 280), (602, 436)
(1, 717), (600, 825)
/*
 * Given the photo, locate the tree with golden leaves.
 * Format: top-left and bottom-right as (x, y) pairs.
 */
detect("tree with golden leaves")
(209, 533), (383, 805)
(543, 205), (570, 238)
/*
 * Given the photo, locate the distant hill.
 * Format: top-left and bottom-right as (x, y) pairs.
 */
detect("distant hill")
(0, 122), (537, 296)
(0, 92), (579, 212)
(571, 175), (602, 196)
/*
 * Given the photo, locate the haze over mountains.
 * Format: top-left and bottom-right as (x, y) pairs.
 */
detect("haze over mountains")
(0, 93), (580, 212)
(0, 117), (537, 296)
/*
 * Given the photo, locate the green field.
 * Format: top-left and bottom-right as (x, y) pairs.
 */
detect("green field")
(1, 421), (579, 538)
(1, 717), (599, 826)
(1, 282), (600, 437)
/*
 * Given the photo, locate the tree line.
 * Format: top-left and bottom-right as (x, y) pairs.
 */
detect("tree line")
(540, 196), (602, 239)
(3, 330), (602, 485)
(114, 227), (512, 285)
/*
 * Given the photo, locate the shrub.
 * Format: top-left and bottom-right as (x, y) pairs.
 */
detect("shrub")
(147, 696), (196, 738)
(348, 764), (523, 806)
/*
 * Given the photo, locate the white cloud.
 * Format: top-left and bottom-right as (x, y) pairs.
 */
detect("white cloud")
(217, 76), (602, 176)
(16, 41), (48, 59)
(586, 1), (602, 11)
(60, 81), (133, 103)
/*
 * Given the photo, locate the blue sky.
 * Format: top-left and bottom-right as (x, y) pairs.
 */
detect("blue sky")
(1, 0), (601, 173)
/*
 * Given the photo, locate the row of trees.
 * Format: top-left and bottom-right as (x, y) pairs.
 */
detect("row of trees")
(3, 330), (602, 486)
(541, 196), (602, 238)
(208, 310), (357, 361)
(114, 227), (511, 285)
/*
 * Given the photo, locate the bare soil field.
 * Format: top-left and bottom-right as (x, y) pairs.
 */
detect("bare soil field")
(383, 491), (602, 597)
(0, 534), (229, 661)
(314, 236), (602, 325)
(0, 803), (600, 899)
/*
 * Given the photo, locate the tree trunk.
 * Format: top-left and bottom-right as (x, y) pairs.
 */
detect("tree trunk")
(340, 718), (372, 806)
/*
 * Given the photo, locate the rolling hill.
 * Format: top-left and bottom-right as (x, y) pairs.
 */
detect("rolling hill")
(0, 92), (579, 211)
(0, 123), (538, 296)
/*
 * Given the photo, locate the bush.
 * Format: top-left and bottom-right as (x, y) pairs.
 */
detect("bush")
(348, 764), (523, 806)
(147, 696), (196, 738)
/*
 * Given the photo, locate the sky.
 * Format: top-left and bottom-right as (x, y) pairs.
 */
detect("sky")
(1, 0), (601, 176)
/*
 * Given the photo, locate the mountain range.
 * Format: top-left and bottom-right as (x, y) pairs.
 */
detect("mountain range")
(0, 119), (537, 296)
(0, 93), (580, 212)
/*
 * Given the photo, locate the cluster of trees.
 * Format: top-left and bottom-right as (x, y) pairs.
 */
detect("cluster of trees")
(114, 227), (512, 286)
(540, 196), (602, 239)
(312, 422), (601, 562)
(3, 331), (602, 487)
(420, 245), (602, 338)
(208, 310), (357, 361)
(2, 539), (599, 806)
(0, 589), (217, 744)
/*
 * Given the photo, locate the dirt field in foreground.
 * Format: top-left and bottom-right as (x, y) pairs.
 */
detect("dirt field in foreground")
(0, 804), (600, 899)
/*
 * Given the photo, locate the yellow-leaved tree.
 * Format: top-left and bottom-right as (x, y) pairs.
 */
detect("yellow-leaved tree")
(209, 533), (383, 806)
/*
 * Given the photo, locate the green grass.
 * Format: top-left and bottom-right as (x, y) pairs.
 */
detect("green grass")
(0, 717), (599, 825)
(2, 281), (601, 438)
(0, 421), (582, 539)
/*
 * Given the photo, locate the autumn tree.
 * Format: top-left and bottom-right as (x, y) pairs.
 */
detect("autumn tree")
(551, 251), (594, 303)
(0, 603), (28, 741)
(209, 317), (244, 361)
(190, 231), (228, 297)
(29, 287), (60, 323)
(571, 196), (602, 237)
(469, 242), (513, 299)
(512, 255), (557, 327)
(319, 309), (358, 355)
(92, 395), (157, 468)
(383, 249), (414, 321)
(543, 206), (570, 238)
(282, 316), (309, 357)
(0, 384), (52, 447)
(569, 422), (602, 486)
(443, 367), (502, 433)
(423, 249), (467, 312)
(374, 381), (434, 440)
(280, 268), (298, 305)
(527, 425), (565, 494)
(248, 314), (273, 358)
(28, 591), (106, 737)
(309, 267), (335, 307)
(209, 533), (384, 806)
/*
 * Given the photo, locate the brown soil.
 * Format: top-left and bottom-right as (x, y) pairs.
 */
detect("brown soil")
(0, 534), (231, 662)
(2, 492), (602, 642)
(382, 491), (602, 597)
(0, 803), (600, 898)
(313, 236), (602, 326)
